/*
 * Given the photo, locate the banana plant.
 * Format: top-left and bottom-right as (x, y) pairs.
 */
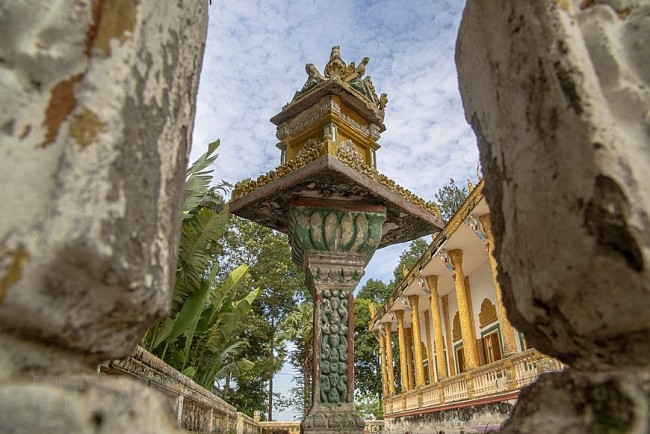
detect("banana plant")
(141, 140), (258, 390)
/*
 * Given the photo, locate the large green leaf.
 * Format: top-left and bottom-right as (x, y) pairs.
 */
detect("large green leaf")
(183, 139), (220, 214)
(174, 205), (229, 312)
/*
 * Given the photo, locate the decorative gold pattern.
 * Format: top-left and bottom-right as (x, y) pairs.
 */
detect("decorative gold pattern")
(478, 298), (498, 328)
(231, 139), (442, 219)
(452, 312), (461, 342)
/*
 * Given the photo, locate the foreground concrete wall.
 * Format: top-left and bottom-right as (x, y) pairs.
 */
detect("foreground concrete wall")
(457, 1), (649, 432)
(0, 1), (208, 432)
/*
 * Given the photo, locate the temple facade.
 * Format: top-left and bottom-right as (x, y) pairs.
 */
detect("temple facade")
(371, 181), (564, 433)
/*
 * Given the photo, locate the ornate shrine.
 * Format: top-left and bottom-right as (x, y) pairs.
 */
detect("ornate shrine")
(230, 46), (443, 434)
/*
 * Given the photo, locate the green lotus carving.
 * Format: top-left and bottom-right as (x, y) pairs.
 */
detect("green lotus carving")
(288, 207), (386, 266)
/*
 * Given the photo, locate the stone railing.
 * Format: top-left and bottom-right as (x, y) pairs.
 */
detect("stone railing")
(259, 421), (301, 433)
(384, 349), (563, 416)
(260, 420), (384, 433)
(99, 347), (261, 434)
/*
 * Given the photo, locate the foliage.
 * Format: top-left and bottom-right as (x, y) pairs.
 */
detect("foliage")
(354, 297), (381, 398)
(387, 238), (428, 295)
(357, 279), (390, 305)
(434, 178), (469, 223)
(141, 140), (258, 391)
(277, 302), (314, 418)
(216, 216), (307, 419)
(355, 394), (383, 420)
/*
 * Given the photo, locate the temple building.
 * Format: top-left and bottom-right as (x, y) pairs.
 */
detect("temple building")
(370, 181), (565, 433)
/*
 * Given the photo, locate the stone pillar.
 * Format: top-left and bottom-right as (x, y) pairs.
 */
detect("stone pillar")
(480, 214), (518, 356)
(426, 276), (448, 380)
(0, 1), (207, 433)
(405, 328), (415, 390)
(408, 295), (426, 387)
(383, 322), (396, 396)
(395, 310), (409, 392)
(377, 331), (389, 397)
(289, 201), (386, 434)
(423, 310), (435, 383)
(441, 295), (455, 377)
(457, 1), (650, 432)
(449, 250), (479, 370)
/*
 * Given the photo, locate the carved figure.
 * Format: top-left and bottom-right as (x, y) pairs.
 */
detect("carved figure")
(379, 93), (388, 111)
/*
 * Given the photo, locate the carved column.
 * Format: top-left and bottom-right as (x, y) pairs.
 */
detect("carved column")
(449, 249), (479, 370)
(395, 310), (409, 392)
(442, 295), (455, 377)
(480, 214), (518, 356)
(426, 276), (448, 380)
(405, 328), (415, 390)
(408, 295), (426, 387)
(383, 322), (396, 396)
(377, 331), (389, 397)
(289, 201), (386, 433)
(423, 310), (435, 383)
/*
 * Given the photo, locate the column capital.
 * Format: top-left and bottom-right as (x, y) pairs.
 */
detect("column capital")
(478, 213), (493, 235)
(449, 249), (464, 267)
(395, 309), (405, 320)
(425, 275), (439, 289)
(288, 203), (387, 268)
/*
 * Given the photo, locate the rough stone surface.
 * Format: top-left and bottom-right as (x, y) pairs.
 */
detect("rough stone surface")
(0, 1), (207, 433)
(503, 369), (650, 433)
(457, 0), (649, 431)
(0, 375), (185, 434)
(0, 0), (208, 368)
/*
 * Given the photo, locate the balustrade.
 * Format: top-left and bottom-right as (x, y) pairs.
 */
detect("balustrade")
(383, 349), (564, 416)
(472, 362), (508, 398)
(405, 390), (420, 410)
(421, 384), (441, 407)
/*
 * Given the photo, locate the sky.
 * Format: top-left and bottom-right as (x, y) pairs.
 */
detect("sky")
(191, 0), (478, 421)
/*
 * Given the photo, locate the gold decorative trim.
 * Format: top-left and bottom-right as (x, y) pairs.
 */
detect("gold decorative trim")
(231, 140), (442, 221)
(478, 298), (498, 328)
(452, 312), (461, 342)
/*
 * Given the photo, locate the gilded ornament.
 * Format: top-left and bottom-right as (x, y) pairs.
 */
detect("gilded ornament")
(478, 298), (498, 328)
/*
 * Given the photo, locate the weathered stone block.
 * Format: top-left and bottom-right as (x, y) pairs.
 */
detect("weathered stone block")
(456, 0), (649, 370)
(0, 0), (208, 369)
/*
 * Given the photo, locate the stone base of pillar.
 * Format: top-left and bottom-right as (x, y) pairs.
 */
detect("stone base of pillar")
(301, 403), (364, 434)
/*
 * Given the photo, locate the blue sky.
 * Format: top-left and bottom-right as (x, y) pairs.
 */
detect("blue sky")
(191, 0), (477, 420)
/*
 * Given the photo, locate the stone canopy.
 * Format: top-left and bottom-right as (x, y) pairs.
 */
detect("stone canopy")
(229, 152), (442, 248)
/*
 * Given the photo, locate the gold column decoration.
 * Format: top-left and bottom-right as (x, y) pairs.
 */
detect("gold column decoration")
(378, 331), (389, 397)
(383, 322), (396, 396)
(423, 310), (434, 383)
(442, 295), (455, 377)
(408, 295), (426, 388)
(480, 214), (518, 357)
(405, 329), (415, 390)
(396, 310), (409, 392)
(449, 249), (479, 370)
(426, 275), (448, 380)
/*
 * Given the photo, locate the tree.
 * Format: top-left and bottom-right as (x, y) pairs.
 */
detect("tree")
(382, 237), (429, 298)
(434, 178), (469, 223)
(354, 297), (382, 399)
(277, 302), (314, 418)
(217, 216), (307, 419)
(141, 140), (259, 390)
(357, 279), (391, 305)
